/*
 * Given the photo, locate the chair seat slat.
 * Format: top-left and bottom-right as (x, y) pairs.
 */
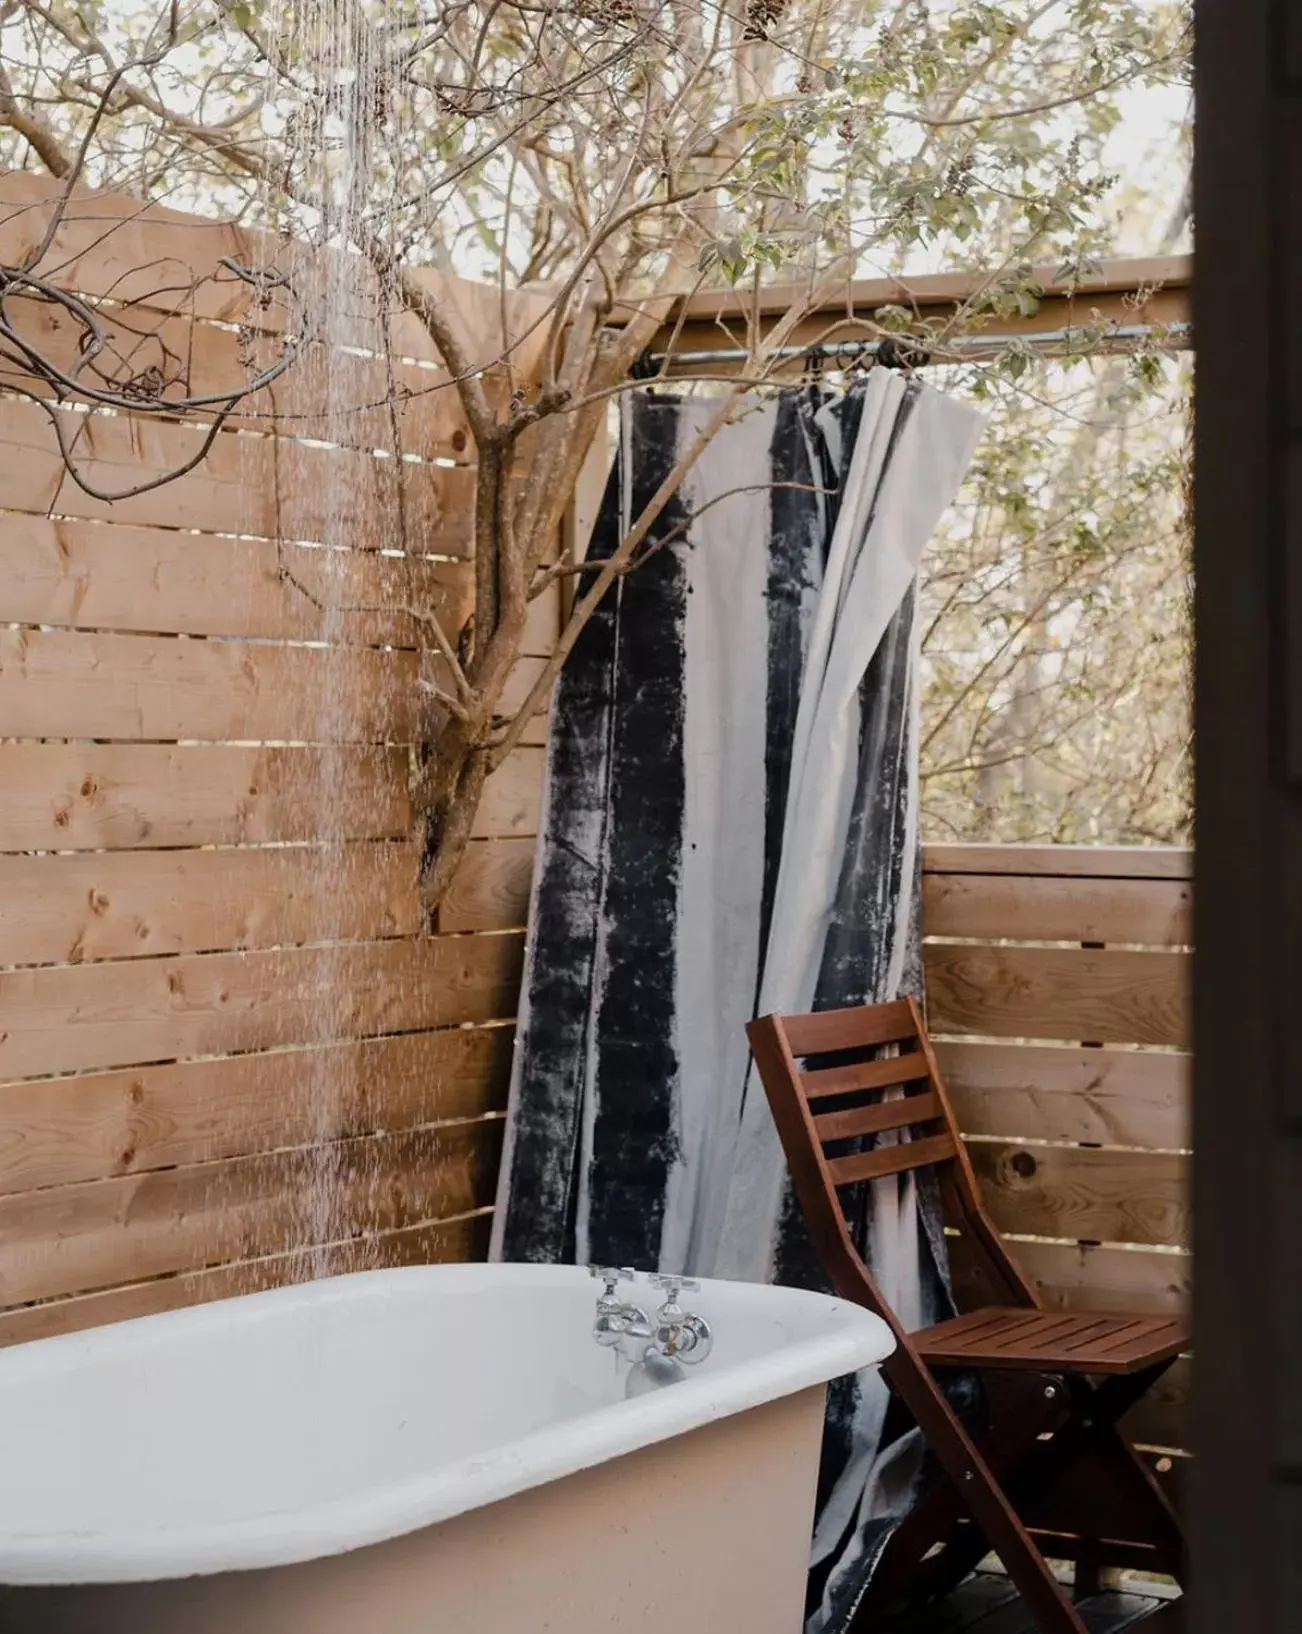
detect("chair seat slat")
(812, 1092), (941, 1143)
(824, 1132), (957, 1187)
(916, 1307), (1190, 1374)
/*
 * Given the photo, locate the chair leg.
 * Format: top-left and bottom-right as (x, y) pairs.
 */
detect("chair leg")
(1033, 1418), (1186, 1579)
(1002, 1369), (1187, 1582)
(881, 1356), (1090, 1634)
(1072, 1540), (1103, 1600)
(869, 1379), (1068, 1609)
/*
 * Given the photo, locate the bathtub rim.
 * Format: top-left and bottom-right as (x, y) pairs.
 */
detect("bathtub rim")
(0, 1260), (894, 1585)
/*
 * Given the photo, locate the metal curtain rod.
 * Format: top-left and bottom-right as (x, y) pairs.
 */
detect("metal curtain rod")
(638, 319), (1192, 372)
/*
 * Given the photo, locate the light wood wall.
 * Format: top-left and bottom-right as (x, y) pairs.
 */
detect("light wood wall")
(0, 176), (552, 1344)
(922, 843), (1192, 1457)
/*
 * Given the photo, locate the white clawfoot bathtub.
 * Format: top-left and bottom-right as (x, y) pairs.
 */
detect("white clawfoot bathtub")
(0, 1262), (892, 1633)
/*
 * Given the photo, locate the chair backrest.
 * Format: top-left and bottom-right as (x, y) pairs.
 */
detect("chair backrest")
(746, 996), (1003, 1315)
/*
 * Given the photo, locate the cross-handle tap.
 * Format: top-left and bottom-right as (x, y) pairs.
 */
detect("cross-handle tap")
(587, 1265), (649, 1349)
(588, 1265), (635, 1301)
(648, 1274), (713, 1363)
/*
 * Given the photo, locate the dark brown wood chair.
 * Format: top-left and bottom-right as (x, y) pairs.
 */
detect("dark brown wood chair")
(747, 996), (1187, 1634)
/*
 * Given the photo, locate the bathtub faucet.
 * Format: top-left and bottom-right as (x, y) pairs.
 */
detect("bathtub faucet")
(587, 1267), (713, 1394)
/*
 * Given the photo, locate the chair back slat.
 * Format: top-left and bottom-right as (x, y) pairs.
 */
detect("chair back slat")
(801, 1054), (930, 1099)
(812, 1091), (942, 1143)
(747, 999), (966, 1213)
(748, 999), (1058, 1374)
(779, 998), (917, 1056)
(825, 1133), (957, 1188)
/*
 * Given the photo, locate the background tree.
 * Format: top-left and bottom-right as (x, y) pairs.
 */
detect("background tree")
(0, 0), (1192, 893)
(921, 351), (1191, 844)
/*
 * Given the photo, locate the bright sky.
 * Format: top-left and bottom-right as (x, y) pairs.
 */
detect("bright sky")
(1105, 79), (1192, 254)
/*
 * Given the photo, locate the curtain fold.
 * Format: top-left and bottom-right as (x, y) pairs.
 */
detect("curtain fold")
(491, 377), (983, 1633)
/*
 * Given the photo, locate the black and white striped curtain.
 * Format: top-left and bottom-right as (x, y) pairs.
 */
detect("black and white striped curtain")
(492, 375), (983, 1631)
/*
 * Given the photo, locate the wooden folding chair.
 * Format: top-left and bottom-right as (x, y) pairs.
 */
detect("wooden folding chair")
(747, 997), (1187, 1634)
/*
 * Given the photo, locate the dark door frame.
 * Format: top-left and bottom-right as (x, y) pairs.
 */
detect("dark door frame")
(1192, 2), (1302, 1629)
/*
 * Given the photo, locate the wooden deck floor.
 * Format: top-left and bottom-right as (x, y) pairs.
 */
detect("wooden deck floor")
(882, 1574), (1182, 1633)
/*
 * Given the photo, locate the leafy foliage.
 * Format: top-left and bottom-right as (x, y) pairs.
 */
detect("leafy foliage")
(0, 0), (1193, 882)
(922, 352), (1191, 843)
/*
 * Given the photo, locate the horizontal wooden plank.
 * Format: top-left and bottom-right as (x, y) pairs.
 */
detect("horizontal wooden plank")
(0, 742), (539, 853)
(937, 1041), (1189, 1150)
(925, 945), (1189, 1047)
(0, 1209), (492, 1349)
(0, 744), (411, 850)
(439, 837), (536, 932)
(922, 844), (1192, 881)
(0, 288), (475, 459)
(0, 933), (524, 1080)
(922, 873), (1192, 946)
(0, 515), (475, 648)
(473, 748), (544, 840)
(0, 626), (423, 742)
(0, 842), (422, 966)
(0, 397), (474, 554)
(0, 629), (545, 744)
(949, 1234), (1192, 1317)
(1004, 1238), (1192, 1316)
(965, 1140), (1188, 1248)
(0, 172), (409, 348)
(0, 172), (554, 381)
(0, 1118), (502, 1307)
(0, 1027), (513, 1195)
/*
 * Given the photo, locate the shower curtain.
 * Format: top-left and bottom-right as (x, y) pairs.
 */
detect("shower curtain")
(491, 373), (983, 1632)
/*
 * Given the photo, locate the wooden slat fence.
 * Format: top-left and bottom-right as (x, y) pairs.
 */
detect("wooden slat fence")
(0, 178), (553, 1344)
(922, 843), (1192, 1458)
(0, 177), (1195, 1452)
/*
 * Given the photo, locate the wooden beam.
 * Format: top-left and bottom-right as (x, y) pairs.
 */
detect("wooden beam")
(636, 255), (1191, 367)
